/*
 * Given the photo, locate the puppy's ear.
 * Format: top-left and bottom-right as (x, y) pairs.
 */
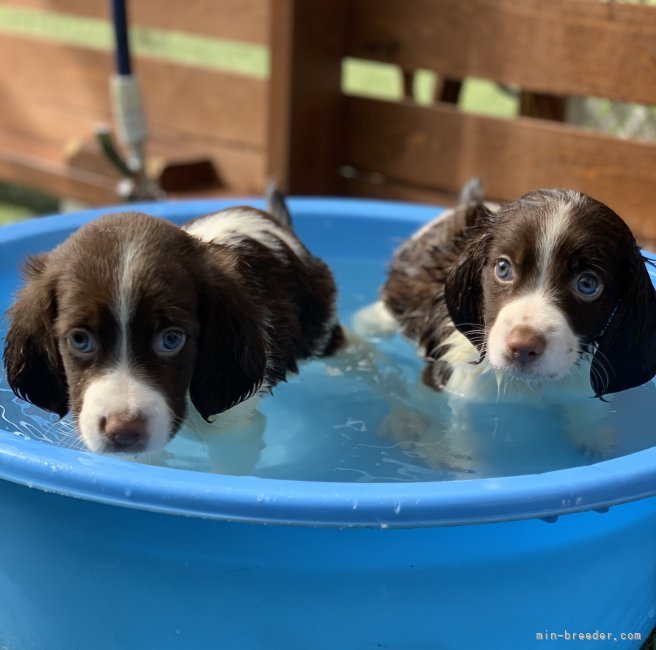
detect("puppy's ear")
(591, 250), (656, 396)
(444, 204), (493, 351)
(189, 258), (268, 420)
(3, 255), (68, 417)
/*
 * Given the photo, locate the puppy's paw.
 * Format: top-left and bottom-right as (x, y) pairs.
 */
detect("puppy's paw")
(563, 401), (616, 460)
(570, 426), (617, 461)
(352, 301), (399, 339)
(378, 402), (433, 443)
(205, 411), (266, 475)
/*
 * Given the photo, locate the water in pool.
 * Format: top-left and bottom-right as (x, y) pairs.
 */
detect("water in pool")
(1, 257), (656, 482)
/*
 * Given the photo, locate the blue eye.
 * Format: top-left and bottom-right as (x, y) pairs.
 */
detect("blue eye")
(575, 272), (603, 300)
(494, 258), (514, 282)
(68, 328), (96, 355)
(154, 328), (187, 356)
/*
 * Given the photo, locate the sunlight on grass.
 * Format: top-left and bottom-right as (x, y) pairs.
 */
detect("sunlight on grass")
(343, 58), (517, 118)
(0, 6), (113, 49)
(342, 58), (402, 101)
(461, 79), (518, 118)
(0, 203), (34, 225)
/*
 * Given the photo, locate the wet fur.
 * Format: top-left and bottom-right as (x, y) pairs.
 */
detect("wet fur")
(4, 202), (343, 453)
(383, 189), (656, 398)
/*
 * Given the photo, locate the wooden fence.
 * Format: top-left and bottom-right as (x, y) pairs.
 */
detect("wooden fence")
(2, 0), (656, 241)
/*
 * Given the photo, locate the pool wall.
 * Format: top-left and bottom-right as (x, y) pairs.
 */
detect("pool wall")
(1, 480), (654, 649)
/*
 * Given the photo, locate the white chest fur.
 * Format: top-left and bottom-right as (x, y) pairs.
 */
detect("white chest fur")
(439, 329), (595, 403)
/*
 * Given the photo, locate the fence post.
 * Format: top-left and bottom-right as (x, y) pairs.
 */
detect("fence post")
(268, 0), (349, 195)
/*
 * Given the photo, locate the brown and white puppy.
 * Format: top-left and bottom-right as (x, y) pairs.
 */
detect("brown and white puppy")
(357, 187), (656, 403)
(4, 190), (343, 454)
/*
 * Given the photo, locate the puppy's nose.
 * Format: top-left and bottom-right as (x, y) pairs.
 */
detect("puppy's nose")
(506, 326), (546, 364)
(101, 414), (147, 451)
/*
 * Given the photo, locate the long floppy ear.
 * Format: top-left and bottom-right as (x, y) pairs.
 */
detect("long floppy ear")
(189, 260), (268, 420)
(591, 251), (656, 396)
(444, 203), (493, 352)
(3, 255), (68, 416)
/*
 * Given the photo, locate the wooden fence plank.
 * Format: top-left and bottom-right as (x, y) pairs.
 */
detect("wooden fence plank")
(0, 134), (266, 204)
(349, 0), (656, 105)
(344, 174), (656, 250)
(343, 175), (457, 207)
(2, 120), (265, 192)
(267, 0), (349, 194)
(0, 35), (267, 149)
(152, 134), (266, 193)
(0, 145), (120, 205)
(6, 0), (269, 45)
(0, 82), (266, 203)
(344, 96), (656, 238)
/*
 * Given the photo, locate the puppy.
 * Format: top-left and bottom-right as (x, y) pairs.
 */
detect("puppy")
(360, 186), (656, 401)
(4, 189), (343, 455)
(353, 186), (656, 468)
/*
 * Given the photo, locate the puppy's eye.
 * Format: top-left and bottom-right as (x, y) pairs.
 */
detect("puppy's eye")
(154, 328), (187, 357)
(67, 328), (96, 355)
(494, 258), (514, 283)
(574, 272), (603, 301)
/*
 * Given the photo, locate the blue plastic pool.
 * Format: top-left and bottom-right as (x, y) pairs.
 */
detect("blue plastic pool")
(0, 198), (655, 649)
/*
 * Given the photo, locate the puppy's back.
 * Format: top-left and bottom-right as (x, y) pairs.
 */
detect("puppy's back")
(184, 202), (343, 368)
(384, 195), (488, 348)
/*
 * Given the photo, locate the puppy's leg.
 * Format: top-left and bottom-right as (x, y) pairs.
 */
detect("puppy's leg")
(323, 327), (408, 394)
(184, 393), (267, 475)
(378, 395), (435, 444)
(562, 400), (615, 460)
(352, 300), (400, 339)
(203, 412), (266, 476)
(325, 328), (455, 463)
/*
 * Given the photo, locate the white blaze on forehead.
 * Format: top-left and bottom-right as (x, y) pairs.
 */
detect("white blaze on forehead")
(78, 366), (174, 453)
(116, 241), (142, 363)
(535, 193), (580, 287)
(77, 238), (176, 454)
(487, 290), (580, 379)
(184, 207), (307, 260)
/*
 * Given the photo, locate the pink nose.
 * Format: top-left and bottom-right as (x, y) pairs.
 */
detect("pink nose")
(100, 414), (147, 450)
(506, 326), (546, 364)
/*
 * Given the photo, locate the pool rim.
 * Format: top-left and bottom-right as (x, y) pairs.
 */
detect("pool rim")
(1, 196), (655, 529)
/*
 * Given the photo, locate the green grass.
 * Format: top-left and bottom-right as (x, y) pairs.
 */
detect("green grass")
(0, 182), (58, 223)
(343, 58), (517, 118)
(0, 202), (33, 224)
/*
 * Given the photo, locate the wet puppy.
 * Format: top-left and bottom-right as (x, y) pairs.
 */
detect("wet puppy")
(359, 187), (656, 402)
(353, 187), (656, 467)
(4, 190), (343, 454)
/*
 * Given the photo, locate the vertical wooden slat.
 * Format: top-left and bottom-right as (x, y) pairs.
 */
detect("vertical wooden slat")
(267, 0), (349, 194)
(401, 70), (415, 100)
(435, 78), (463, 105)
